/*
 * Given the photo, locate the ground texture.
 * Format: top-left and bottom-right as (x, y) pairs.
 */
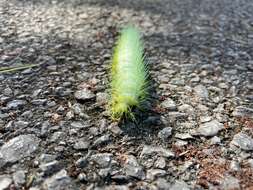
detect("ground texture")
(0, 0), (253, 189)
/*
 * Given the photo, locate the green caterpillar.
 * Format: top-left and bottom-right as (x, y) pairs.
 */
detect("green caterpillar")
(110, 26), (148, 120)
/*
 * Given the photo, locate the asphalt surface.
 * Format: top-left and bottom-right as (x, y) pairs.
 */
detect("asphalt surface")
(0, 0), (253, 189)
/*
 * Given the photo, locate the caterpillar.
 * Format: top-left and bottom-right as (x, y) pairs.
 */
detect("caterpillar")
(109, 26), (148, 120)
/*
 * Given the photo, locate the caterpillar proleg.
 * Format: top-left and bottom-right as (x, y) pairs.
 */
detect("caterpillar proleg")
(110, 26), (148, 120)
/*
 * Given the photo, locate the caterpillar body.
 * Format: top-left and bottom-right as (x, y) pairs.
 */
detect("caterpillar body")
(110, 26), (148, 120)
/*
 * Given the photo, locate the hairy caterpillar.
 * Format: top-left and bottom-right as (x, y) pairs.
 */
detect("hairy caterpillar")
(110, 26), (148, 120)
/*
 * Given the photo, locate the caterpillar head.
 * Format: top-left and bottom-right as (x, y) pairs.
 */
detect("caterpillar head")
(110, 97), (137, 121)
(111, 102), (128, 119)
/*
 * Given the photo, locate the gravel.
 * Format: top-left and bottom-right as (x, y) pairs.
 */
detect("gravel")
(141, 145), (175, 158)
(90, 153), (113, 168)
(6, 100), (27, 109)
(146, 169), (166, 180)
(0, 134), (40, 167)
(175, 133), (194, 140)
(170, 180), (190, 190)
(232, 106), (253, 119)
(42, 170), (77, 190)
(92, 134), (111, 148)
(0, 0), (252, 189)
(73, 139), (90, 150)
(248, 159), (253, 168)
(13, 170), (26, 186)
(74, 89), (95, 101)
(230, 132), (253, 151)
(96, 92), (108, 106)
(161, 98), (177, 110)
(124, 155), (145, 180)
(39, 160), (61, 176)
(195, 120), (224, 137)
(194, 85), (209, 99)
(154, 157), (166, 169)
(158, 127), (172, 141)
(229, 160), (240, 171)
(210, 136), (221, 145)
(75, 157), (88, 168)
(220, 175), (240, 190)
(70, 121), (89, 129)
(0, 175), (12, 190)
